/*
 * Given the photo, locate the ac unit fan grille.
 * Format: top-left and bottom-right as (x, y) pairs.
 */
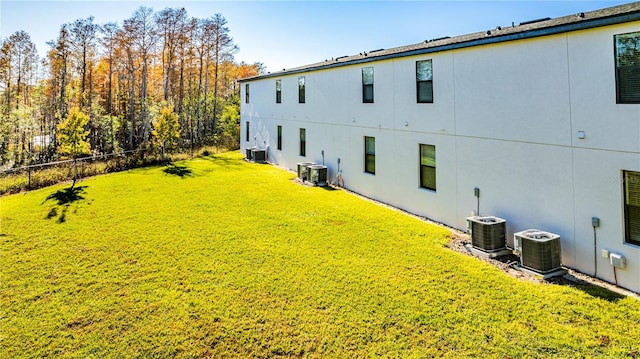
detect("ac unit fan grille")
(309, 166), (328, 184)
(252, 149), (266, 163)
(470, 221), (506, 251)
(520, 236), (561, 273)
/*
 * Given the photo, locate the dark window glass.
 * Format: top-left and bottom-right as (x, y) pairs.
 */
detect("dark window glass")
(277, 125), (282, 150)
(420, 144), (436, 191)
(245, 84), (249, 103)
(362, 67), (374, 103)
(298, 76), (306, 103)
(299, 128), (306, 157)
(276, 80), (282, 103)
(245, 121), (250, 142)
(417, 60), (433, 103)
(624, 171), (640, 245)
(364, 136), (375, 174)
(615, 32), (640, 104)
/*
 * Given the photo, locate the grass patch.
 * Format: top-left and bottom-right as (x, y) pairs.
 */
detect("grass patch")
(2, 152), (640, 357)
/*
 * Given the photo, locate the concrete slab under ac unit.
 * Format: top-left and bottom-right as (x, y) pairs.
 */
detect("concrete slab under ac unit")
(463, 243), (512, 258)
(517, 266), (567, 279)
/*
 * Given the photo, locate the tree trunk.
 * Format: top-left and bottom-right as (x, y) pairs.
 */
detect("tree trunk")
(212, 58), (219, 134)
(141, 59), (149, 143)
(80, 47), (86, 108)
(59, 56), (67, 120)
(107, 52), (113, 115)
(128, 59), (135, 149)
(203, 53), (209, 136)
(197, 54), (203, 142)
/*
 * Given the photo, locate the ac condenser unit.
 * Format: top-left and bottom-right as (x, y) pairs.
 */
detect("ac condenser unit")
(307, 165), (328, 186)
(466, 216), (506, 252)
(297, 162), (314, 181)
(514, 229), (562, 274)
(245, 147), (256, 161)
(251, 149), (266, 163)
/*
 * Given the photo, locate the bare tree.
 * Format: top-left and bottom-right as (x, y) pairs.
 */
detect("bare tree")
(155, 7), (187, 103)
(4, 31), (38, 109)
(69, 16), (99, 110)
(208, 14), (237, 137)
(100, 22), (118, 116)
(0, 31), (39, 165)
(115, 26), (137, 149)
(47, 25), (71, 121)
(193, 17), (212, 143)
(0, 39), (12, 116)
(123, 6), (157, 145)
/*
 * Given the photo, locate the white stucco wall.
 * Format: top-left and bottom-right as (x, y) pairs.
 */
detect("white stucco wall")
(240, 20), (640, 292)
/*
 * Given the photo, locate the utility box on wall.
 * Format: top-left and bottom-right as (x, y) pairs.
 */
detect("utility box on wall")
(610, 253), (626, 269)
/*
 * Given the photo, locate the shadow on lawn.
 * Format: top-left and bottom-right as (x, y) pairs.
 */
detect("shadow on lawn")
(200, 154), (245, 168)
(43, 185), (88, 223)
(547, 276), (626, 303)
(321, 185), (338, 191)
(163, 164), (192, 178)
(492, 253), (626, 302)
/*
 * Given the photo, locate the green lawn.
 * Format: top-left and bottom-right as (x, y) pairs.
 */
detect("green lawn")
(2, 152), (640, 358)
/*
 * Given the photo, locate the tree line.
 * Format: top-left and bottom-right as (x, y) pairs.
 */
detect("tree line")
(0, 6), (263, 168)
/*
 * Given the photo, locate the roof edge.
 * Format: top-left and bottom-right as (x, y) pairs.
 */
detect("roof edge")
(239, 3), (640, 83)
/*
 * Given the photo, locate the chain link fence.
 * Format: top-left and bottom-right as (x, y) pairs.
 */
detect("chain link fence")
(0, 149), (209, 195)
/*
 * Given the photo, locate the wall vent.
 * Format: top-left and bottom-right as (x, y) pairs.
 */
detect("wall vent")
(467, 216), (506, 252)
(514, 229), (562, 273)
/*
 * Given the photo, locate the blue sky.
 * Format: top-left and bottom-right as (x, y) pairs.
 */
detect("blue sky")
(0, 1), (633, 72)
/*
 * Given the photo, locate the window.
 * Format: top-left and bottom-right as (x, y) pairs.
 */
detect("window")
(275, 80), (282, 103)
(245, 84), (249, 103)
(624, 171), (640, 245)
(277, 125), (282, 150)
(245, 121), (250, 142)
(416, 60), (433, 103)
(419, 144), (436, 191)
(615, 32), (640, 104)
(298, 76), (305, 103)
(362, 67), (374, 103)
(299, 128), (306, 156)
(364, 136), (375, 174)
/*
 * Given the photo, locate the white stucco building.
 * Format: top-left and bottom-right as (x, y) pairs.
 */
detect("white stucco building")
(240, 3), (640, 291)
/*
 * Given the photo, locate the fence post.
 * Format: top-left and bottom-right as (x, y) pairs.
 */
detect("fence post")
(27, 168), (31, 190)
